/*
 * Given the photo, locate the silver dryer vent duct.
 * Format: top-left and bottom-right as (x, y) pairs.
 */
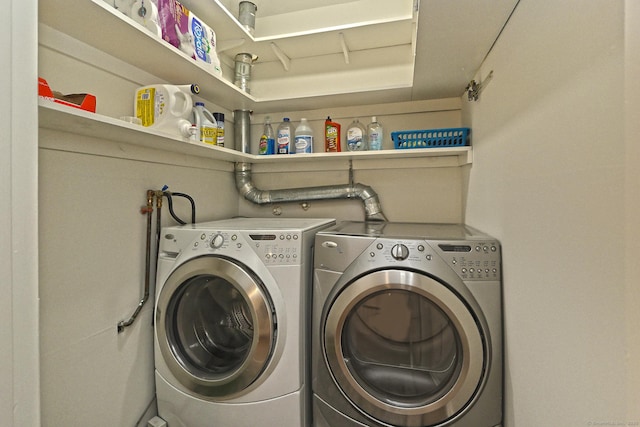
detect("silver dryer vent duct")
(234, 162), (387, 221)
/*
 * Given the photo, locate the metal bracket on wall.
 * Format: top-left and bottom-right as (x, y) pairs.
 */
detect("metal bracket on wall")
(466, 70), (494, 101)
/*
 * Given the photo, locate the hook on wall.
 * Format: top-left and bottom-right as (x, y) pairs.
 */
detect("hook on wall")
(466, 70), (494, 101)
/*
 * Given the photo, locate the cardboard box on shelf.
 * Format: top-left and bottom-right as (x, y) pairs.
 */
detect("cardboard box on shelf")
(38, 77), (97, 113)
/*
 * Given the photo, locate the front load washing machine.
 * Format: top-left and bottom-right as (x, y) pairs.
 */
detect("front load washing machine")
(154, 217), (335, 427)
(312, 221), (502, 427)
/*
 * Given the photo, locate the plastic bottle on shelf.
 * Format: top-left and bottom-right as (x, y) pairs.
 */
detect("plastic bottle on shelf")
(346, 118), (367, 151)
(193, 102), (218, 145)
(213, 112), (224, 146)
(367, 116), (383, 150)
(134, 83), (200, 137)
(324, 116), (341, 152)
(276, 118), (294, 154)
(259, 116), (275, 155)
(294, 118), (314, 154)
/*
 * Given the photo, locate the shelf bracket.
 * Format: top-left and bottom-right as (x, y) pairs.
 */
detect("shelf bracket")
(340, 32), (350, 64)
(270, 42), (291, 71)
(466, 70), (494, 101)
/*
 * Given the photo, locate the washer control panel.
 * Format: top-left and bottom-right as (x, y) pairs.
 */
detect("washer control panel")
(194, 230), (303, 265)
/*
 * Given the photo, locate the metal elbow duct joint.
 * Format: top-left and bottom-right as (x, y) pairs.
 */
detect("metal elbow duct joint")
(234, 162), (387, 221)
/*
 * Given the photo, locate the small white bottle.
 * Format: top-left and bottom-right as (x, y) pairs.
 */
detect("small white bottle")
(294, 118), (314, 154)
(193, 102), (217, 145)
(346, 118), (367, 151)
(367, 116), (383, 150)
(276, 118), (294, 154)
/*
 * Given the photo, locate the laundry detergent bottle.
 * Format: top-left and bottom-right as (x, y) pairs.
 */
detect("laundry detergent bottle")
(134, 84), (200, 138)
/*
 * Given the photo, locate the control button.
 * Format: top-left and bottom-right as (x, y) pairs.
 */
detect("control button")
(293, 235), (299, 240)
(417, 245), (425, 252)
(452, 259), (457, 264)
(462, 268), (467, 273)
(200, 233), (206, 240)
(279, 254), (284, 258)
(376, 243), (383, 250)
(194, 242), (199, 248)
(491, 246), (497, 252)
(231, 234), (238, 241)
(370, 252), (376, 258)
(426, 254), (432, 261)
(475, 246), (481, 252)
(391, 244), (409, 261)
(483, 246), (489, 252)
(279, 234), (285, 240)
(470, 268), (475, 273)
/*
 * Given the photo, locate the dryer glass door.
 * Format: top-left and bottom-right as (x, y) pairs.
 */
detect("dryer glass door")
(324, 269), (485, 426)
(156, 255), (276, 399)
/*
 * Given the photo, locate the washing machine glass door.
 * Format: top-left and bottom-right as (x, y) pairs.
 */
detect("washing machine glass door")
(324, 269), (485, 426)
(156, 255), (276, 399)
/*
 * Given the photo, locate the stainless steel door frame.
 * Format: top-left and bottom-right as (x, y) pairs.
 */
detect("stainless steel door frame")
(323, 269), (485, 426)
(156, 255), (276, 399)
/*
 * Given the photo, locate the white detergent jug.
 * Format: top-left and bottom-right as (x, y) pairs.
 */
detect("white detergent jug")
(192, 102), (217, 146)
(134, 84), (199, 138)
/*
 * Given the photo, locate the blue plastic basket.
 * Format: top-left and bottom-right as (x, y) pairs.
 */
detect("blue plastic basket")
(391, 127), (470, 149)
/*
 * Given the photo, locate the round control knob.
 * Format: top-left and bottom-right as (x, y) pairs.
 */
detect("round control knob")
(391, 244), (409, 260)
(210, 234), (224, 249)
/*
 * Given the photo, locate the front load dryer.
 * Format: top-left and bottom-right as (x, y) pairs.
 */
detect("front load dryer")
(312, 221), (502, 427)
(154, 217), (335, 427)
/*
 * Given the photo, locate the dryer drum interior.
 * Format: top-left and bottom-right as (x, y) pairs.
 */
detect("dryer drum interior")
(323, 269), (486, 426)
(156, 255), (277, 399)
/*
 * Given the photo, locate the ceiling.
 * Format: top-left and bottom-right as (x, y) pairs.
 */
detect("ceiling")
(217, 0), (519, 102)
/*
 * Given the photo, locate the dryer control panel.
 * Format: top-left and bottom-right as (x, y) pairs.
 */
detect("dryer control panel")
(359, 238), (501, 282)
(435, 241), (501, 281)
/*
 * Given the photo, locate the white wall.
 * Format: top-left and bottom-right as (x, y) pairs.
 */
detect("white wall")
(38, 136), (238, 426)
(624, 0), (640, 417)
(463, 0), (638, 425)
(1, 0), (40, 426)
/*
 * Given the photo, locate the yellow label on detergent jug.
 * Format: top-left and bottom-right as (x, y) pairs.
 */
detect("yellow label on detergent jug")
(135, 88), (159, 127)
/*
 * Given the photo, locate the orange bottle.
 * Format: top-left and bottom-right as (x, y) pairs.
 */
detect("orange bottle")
(325, 116), (341, 152)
